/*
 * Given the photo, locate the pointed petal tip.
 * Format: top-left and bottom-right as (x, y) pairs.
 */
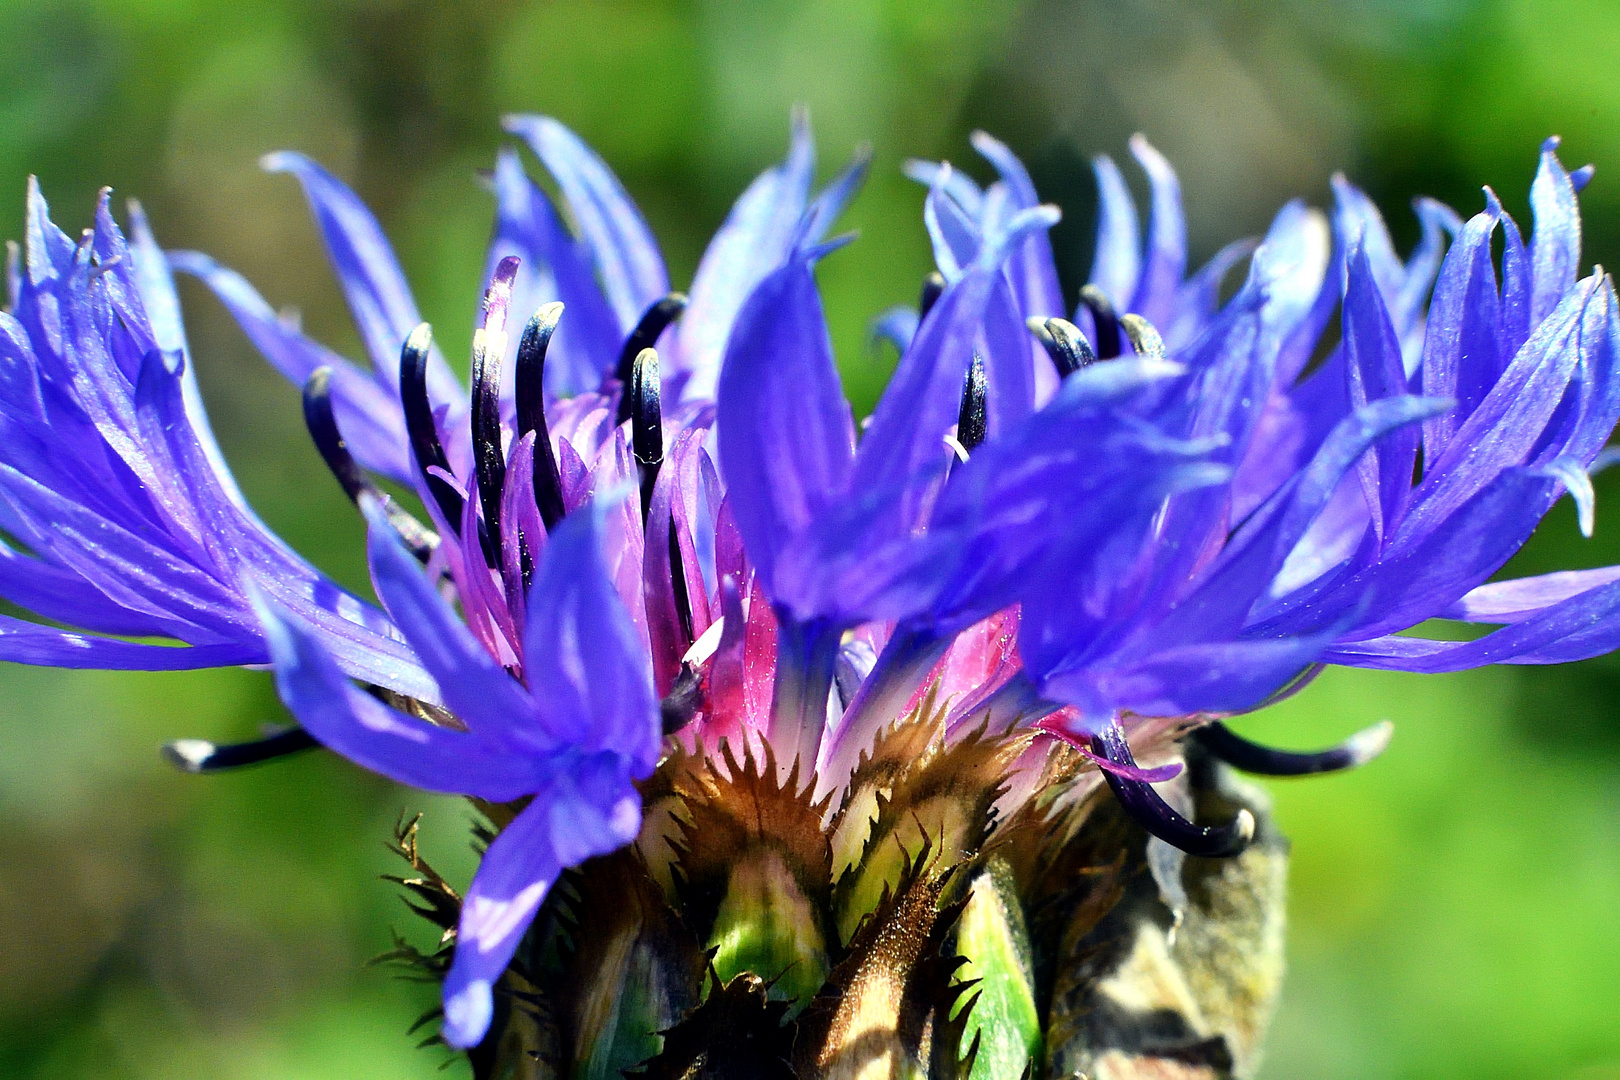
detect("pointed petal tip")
(1542, 134), (1562, 155)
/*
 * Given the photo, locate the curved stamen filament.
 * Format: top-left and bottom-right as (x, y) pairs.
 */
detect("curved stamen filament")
(1077, 284), (1122, 359)
(514, 303), (567, 530)
(614, 293), (688, 424)
(1194, 719), (1393, 777)
(301, 367), (437, 561)
(1029, 316), (1096, 378)
(163, 727), (319, 773)
(1090, 718), (1254, 858)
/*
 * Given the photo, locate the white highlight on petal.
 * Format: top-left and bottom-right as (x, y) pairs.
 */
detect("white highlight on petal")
(443, 979), (493, 1048)
(683, 616), (725, 666)
(464, 881), (549, 951)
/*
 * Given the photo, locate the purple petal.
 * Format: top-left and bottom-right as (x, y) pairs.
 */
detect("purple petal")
(0, 615), (259, 668)
(441, 770), (641, 1048)
(504, 115), (670, 333)
(1329, 575), (1620, 670)
(1401, 275), (1602, 542)
(1443, 566), (1620, 623)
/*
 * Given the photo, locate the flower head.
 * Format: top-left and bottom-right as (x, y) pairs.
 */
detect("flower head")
(3, 114), (1617, 1076)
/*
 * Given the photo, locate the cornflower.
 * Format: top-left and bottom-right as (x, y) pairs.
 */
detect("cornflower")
(0, 114), (1613, 1080)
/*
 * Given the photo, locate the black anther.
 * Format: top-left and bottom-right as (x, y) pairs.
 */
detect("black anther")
(401, 323), (466, 532)
(1194, 719), (1392, 777)
(629, 347), (664, 519)
(1091, 720), (1254, 858)
(1030, 316), (1096, 378)
(515, 303), (567, 530)
(1120, 313), (1166, 360)
(615, 293), (687, 424)
(957, 351), (988, 453)
(302, 367), (437, 561)
(1077, 284), (1122, 359)
(661, 662), (704, 734)
(163, 727), (320, 773)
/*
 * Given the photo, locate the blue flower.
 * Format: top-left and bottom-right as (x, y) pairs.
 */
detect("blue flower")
(0, 183), (431, 698)
(1237, 138), (1620, 672)
(256, 495), (658, 1048)
(7, 113), (1620, 1059)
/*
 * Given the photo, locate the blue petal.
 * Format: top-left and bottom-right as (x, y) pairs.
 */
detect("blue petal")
(361, 498), (545, 747)
(922, 166), (981, 281)
(853, 206), (1059, 530)
(868, 306), (919, 354)
(504, 115), (670, 333)
(488, 148), (622, 396)
(715, 248), (854, 606)
(677, 113), (816, 402)
(257, 594), (541, 800)
(1418, 206), (1503, 462)
(262, 152), (461, 407)
(1530, 136), (1582, 327)
(521, 500), (661, 773)
(167, 250), (413, 483)
(1126, 135), (1187, 329)
(441, 769), (641, 1048)
(1342, 241), (1418, 543)
(901, 158), (985, 218)
(1087, 154), (1140, 312)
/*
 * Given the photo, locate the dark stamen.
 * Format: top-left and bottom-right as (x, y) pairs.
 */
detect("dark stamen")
(918, 270), (947, 322)
(302, 367), (437, 561)
(472, 259), (521, 568)
(400, 323), (466, 532)
(660, 662), (704, 734)
(630, 346), (664, 519)
(1120, 313), (1166, 359)
(669, 522), (695, 645)
(1194, 719), (1392, 777)
(1029, 316), (1096, 378)
(615, 293), (687, 424)
(162, 727), (319, 773)
(956, 351), (988, 453)
(1091, 720), (1254, 858)
(1077, 284), (1122, 359)
(515, 303), (567, 530)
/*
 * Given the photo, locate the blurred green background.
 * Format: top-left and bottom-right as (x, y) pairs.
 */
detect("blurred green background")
(1, 0), (1617, 1077)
